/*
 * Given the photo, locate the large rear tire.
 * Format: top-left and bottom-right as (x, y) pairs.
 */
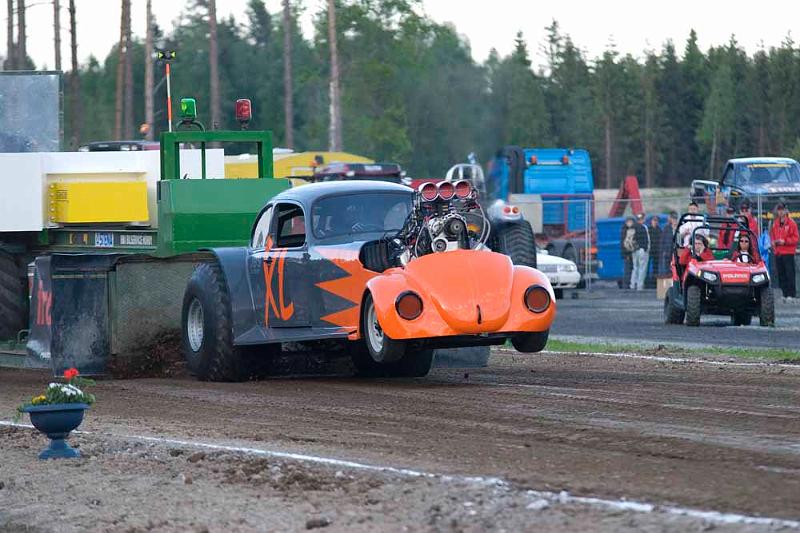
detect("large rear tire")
(182, 261), (276, 382)
(0, 251), (27, 340)
(759, 287), (775, 327)
(491, 221), (537, 269)
(511, 329), (549, 353)
(663, 289), (685, 324)
(685, 285), (702, 327)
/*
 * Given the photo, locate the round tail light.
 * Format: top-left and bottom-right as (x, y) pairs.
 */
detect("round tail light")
(419, 182), (438, 201)
(437, 181), (455, 200)
(454, 179), (472, 198)
(524, 285), (550, 313)
(396, 291), (423, 320)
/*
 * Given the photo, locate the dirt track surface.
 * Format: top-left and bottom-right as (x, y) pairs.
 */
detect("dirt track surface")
(1, 350), (799, 531)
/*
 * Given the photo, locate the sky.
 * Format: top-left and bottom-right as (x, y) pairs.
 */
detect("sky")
(2, 0), (799, 71)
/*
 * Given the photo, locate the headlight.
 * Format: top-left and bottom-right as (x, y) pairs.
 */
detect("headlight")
(557, 264), (577, 272)
(752, 273), (767, 284)
(524, 285), (551, 313)
(701, 271), (718, 282)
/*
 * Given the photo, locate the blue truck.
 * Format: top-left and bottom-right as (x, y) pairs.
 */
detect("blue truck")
(492, 146), (596, 276)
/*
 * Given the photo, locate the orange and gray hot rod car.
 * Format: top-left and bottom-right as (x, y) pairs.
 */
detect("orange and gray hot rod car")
(181, 180), (555, 381)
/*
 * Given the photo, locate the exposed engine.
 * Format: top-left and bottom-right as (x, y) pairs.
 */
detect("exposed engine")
(360, 180), (491, 272)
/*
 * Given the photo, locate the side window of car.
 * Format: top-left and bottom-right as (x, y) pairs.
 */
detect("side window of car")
(251, 205), (273, 249)
(274, 203), (306, 248)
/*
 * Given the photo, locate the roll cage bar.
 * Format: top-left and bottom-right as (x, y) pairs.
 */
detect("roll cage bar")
(672, 214), (755, 264)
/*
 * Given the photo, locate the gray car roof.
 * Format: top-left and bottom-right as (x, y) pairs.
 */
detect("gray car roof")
(271, 180), (413, 206)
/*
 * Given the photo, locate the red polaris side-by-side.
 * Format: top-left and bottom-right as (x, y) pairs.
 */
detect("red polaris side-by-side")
(664, 215), (775, 327)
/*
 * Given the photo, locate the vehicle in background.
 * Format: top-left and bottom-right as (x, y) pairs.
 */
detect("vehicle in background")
(692, 157), (800, 218)
(311, 162), (405, 183)
(664, 214), (774, 327)
(79, 140), (160, 152)
(536, 249), (580, 299)
(494, 146), (596, 279)
(224, 150), (374, 182)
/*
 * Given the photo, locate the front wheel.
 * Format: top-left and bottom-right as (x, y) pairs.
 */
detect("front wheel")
(352, 293), (434, 378)
(759, 287), (775, 327)
(512, 330), (549, 353)
(685, 285), (702, 327)
(664, 289), (685, 324)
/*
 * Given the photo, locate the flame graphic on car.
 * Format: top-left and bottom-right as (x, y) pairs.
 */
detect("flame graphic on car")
(315, 248), (377, 332)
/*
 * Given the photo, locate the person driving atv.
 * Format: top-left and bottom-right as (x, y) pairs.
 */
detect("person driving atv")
(679, 234), (714, 265)
(730, 233), (759, 264)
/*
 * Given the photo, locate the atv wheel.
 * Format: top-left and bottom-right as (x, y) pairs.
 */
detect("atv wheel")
(685, 285), (702, 327)
(759, 287), (775, 327)
(182, 261), (272, 382)
(491, 221), (537, 268)
(732, 311), (752, 326)
(0, 251), (27, 340)
(511, 329), (549, 353)
(663, 290), (685, 324)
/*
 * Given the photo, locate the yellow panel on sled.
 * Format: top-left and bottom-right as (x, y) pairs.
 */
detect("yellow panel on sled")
(49, 181), (149, 224)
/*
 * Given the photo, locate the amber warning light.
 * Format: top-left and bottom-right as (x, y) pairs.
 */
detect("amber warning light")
(235, 98), (252, 128)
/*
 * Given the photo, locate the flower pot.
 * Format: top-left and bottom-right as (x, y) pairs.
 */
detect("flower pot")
(22, 403), (89, 459)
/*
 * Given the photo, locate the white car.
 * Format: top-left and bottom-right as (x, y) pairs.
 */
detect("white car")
(536, 250), (581, 298)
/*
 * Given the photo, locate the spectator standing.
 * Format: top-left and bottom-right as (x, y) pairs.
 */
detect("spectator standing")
(631, 214), (650, 290)
(719, 206), (738, 250)
(679, 202), (705, 247)
(659, 211), (679, 273)
(646, 215), (662, 284)
(770, 203), (798, 301)
(739, 200), (760, 237)
(621, 216), (636, 289)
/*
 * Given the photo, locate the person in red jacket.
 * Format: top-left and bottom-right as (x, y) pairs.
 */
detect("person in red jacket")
(679, 234), (714, 266)
(739, 200), (760, 236)
(730, 233), (760, 264)
(770, 202), (798, 300)
(719, 206), (738, 250)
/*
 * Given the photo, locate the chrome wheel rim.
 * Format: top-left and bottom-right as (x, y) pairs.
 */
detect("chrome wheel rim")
(187, 298), (204, 352)
(366, 301), (384, 354)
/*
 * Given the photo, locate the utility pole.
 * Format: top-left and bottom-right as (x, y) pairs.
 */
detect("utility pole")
(17, 0), (26, 68)
(282, 0), (294, 149)
(53, 0), (61, 71)
(144, 0), (154, 140)
(6, 0), (15, 69)
(327, 0), (342, 151)
(114, 0), (125, 139)
(208, 0), (220, 131)
(123, 0), (133, 138)
(68, 0), (81, 148)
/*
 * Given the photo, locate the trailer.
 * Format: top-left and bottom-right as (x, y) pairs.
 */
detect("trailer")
(0, 111), (288, 373)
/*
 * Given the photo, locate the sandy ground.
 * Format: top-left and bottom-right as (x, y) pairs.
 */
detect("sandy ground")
(1, 350), (799, 532)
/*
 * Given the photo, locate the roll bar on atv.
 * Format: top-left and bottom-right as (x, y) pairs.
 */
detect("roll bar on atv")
(671, 213), (754, 264)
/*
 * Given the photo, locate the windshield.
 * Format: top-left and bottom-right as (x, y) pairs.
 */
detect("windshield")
(312, 192), (412, 239)
(733, 163), (800, 186)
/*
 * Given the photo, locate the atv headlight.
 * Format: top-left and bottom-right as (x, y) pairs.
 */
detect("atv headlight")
(701, 271), (718, 282)
(557, 264), (577, 272)
(752, 273), (767, 284)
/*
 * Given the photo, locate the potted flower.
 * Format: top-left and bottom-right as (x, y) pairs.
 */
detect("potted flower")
(16, 368), (96, 459)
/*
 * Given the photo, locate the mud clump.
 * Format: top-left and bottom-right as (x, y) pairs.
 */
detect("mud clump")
(107, 330), (186, 379)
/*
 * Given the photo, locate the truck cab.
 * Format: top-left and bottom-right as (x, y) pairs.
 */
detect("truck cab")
(692, 157), (800, 212)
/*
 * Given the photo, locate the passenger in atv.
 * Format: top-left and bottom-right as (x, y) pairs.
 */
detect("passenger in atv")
(730, 234), (759, 264)
(679, 234), (714, 266)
